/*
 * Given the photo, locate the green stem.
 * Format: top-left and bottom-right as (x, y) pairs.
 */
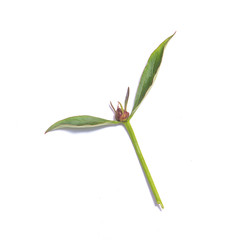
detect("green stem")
(123, 121), (164, 209)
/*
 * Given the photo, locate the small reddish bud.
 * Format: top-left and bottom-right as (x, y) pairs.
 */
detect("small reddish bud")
(110, 87), (130, 122)
(115, 106), (129, 122)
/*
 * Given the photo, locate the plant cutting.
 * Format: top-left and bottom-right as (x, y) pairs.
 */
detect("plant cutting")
(45, 33), (175, 209)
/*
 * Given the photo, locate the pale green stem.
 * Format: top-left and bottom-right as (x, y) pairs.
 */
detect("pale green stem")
(123, 120), (164, 209)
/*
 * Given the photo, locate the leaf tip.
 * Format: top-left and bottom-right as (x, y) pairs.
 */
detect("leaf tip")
(45, 126), (53, 134)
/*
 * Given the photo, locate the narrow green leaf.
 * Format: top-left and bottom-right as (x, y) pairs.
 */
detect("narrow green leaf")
(124, 87), (130, 110)
(131, 32), (175, 117)
(45, 115), (119, 133)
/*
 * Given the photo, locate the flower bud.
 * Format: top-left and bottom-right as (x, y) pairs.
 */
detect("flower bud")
(115, 106), (129, 122)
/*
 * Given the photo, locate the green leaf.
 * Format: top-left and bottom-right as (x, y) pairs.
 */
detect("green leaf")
(45, 115), (119, 133)
(131, 32), (175, 117)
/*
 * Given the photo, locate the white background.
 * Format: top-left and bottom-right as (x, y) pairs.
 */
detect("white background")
(0, 0), (240, 239)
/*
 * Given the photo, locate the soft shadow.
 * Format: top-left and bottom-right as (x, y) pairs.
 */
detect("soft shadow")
(48, 124), (119, 134)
